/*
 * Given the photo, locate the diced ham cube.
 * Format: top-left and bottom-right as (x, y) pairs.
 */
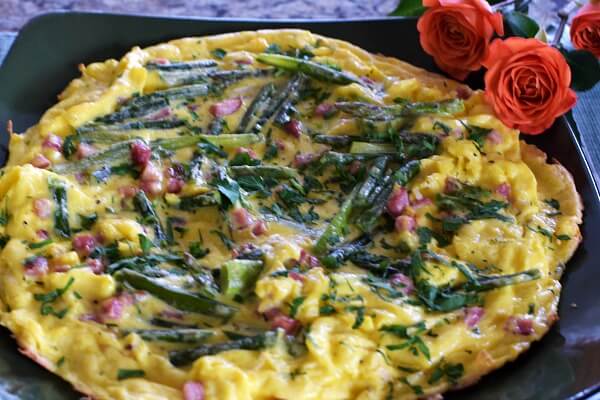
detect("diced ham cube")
(231, 207), (255, 230)
(130, 141), (152, 167)
(42, 134), (63, 151)
(235, 146), (258, 159)
(183, 381), (205, 400)
(251, 220), (267, 236)
(33, 199), (52, 218)
(31, 154), (51, 169)
(496, 182), (511, 200)
(76, 143), (97, 159)
(389, 273), (414, 295)
(395, 215), (416, 232)
(387, 188), (409, 217)
(24, 256), (49, 276)
(292, 153), (316, 168)
(464, 307), (485, 328)
(315, 103), (335, 117)
(264, 308), (301, 335)
(72, 234), (97, 258)
(86, 258), (105, 274)
(288, 271), (305, 282)
(283, 119), (303, 138)
(209, 97), (242, 117)
(505, 316), (534, 336)
(299, 249), (320, 268)
(145, 107), (172, 121)
(166, 178), (185, 194)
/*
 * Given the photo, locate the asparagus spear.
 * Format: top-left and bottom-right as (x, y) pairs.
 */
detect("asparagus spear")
(77, 119), (186, 134)
(106, 253), (184, 274)
(96, 84), (210, 124)
(320, 234), (372, 269)
(353, 156), (389, 210)
(313, 184), (360, 255)
(124, 328), (214, 343)
(178, 192), (222, 211)
(253, 75), (306, 132)
(349, 142), (396, 155)
(228, 165), (297, 180)
(256, 53), (362, 85)
(220, 259), (264, 299)
(464, 269), (541, 292)
(115, 269), (237, 319)
(335, 99), (465, 121)
(169, 330), (278, 366)
(145, 60), (218, 71)
(133, 191), (167, 244)
(157, 68), (272, 88)
(392, 160), (421, 186)
(53, 134), (261, 174)
(48, 179), (71, 238)
(236, 83), (275, 133)
(354, 174), (394, 233)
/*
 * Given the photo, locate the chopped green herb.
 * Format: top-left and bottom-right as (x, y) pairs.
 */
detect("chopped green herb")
(289, 296), (305, 318)
(117, 369), (145, 380)
(28, 238), (53, 249)
(211, 48), (227, 59)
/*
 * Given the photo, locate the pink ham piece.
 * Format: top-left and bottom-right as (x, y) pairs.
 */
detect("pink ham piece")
(76, 143), (97, 159)
(24, 256), (49, 276)
(33, 199), (52, 218)
(140, 163), (163, 196)
(283, 119), (303, 138)
(209, 97), (242, 117)
(251, 220), (267, 236)
(264, 308), (301, 335)
(288, 271), (305, 282)
(86, 258), (105, 274)
(130, 141), (152, 167)
(36, 229), (49, 239)
(31, 155), (51, 169)
(99, 293), (134, 322)
(119, 185), (139, 198)
(72, 234), (97, 258)
(464, 307), (485, 328)
(231, 207), (255, 230)
(166, 178), (184, 194)
(389, 273), (414, 295)
(315, 103), (335, 117)
(387, 188), (409, 217)
(235, 146), (258, 159)
(505, 316), (534, 336)
(183, 381), (205, 400)
(487, 130), (503, 144)
(495, 182), (512, 200)
(395, 215), (416, 232)
(299, 249), (320, 268)
(42, 134), (63, 151)
(411, 197), (433, 209)
(146, 107), (172, 121)
(293, 153), (316, 168)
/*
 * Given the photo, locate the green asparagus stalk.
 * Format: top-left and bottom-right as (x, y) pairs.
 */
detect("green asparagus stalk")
(77, 119), (186, 135)
(335, 99), (465, 121)
(178, 192), (222, 211)
(229, 165), (297, 180)
(145, 60), (218, 71)
(465, 269), (541, 292)
(106, 253), (184, 275)
(220, 259), (264, 299)
(254, 75), (306, 132)
(53, 134), (261, 174)
(124, 328), (214, 343)
(320, 234), (372, 269)
(236, 83), (275, 133)
(115, 269), (237, 319)
(169, 330), (278, 366)
(256, 53), (362, 85)
(133, 191), (167, 244)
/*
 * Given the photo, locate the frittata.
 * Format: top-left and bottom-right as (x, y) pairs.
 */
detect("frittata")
(0, 29), (583, 400)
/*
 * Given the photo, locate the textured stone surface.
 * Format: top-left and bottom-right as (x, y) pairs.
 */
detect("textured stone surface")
(0, 0), (397, 32)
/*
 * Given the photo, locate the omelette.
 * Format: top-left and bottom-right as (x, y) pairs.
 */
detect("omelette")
(0, 30), (582, 400)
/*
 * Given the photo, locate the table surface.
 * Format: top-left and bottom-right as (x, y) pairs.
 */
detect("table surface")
(0, 14), (598, 188)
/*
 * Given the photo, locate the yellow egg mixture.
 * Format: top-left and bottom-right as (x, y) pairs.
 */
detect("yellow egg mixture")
(0, 30), (582, 399)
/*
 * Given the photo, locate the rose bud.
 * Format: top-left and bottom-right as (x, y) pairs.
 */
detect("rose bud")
(417, 0), (504, 80)
(482, 38), (577, 134)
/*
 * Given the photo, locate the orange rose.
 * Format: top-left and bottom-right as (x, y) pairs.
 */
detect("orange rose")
(417, 0), (504, 80)
(482, 38), (577, 135)
(570, 3), (600, 58)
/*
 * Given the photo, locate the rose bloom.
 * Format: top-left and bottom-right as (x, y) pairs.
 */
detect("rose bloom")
(570, 3), (600, 58)
(417, 0), (504, 80)
(482, 38), (577, 135)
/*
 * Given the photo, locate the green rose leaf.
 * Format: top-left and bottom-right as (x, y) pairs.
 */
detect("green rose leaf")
(560, 48), (600, 92)
(504, 11), (540, 38)
(389, 0), (426, 17)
